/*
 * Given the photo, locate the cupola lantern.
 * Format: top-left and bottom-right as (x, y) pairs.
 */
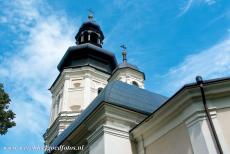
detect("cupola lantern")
(75, 14), (104, 47)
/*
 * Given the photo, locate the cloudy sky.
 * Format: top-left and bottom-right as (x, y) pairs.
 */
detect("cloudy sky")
(0, 0), (230, 153)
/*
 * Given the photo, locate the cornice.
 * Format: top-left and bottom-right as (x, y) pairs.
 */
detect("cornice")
(131, 79), (230, 136)
(50, 66), (110, 92)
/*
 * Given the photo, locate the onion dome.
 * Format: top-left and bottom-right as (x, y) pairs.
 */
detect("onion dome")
(75, 14), (104, 47)
(57, 15), (117, 74)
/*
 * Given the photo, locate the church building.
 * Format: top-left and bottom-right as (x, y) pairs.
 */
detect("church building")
(43, 14), (230, 154)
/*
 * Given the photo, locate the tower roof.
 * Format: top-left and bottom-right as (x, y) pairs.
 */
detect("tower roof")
(111, 48), (145, 79)
(57, 43), (118, 74)
(57, 16), (118, 74)
(115, 62), (139, 71)
(75, 15), (104, 47)
(75, 21), (104, 41)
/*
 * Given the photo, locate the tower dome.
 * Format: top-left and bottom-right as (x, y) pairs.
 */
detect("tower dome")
(112, 47), (142, 74)
(75, 15), (104, 47)
(108, 47), (145, 88)
(57, 15), (117, 74)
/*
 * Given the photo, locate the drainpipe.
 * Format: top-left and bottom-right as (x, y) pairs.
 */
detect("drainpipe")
(196, 76), (223, 154)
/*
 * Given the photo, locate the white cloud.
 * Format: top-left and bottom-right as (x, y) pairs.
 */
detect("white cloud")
(205, 0), (216, 5)
(178, 0), (194, 17)
(159, 36), (230, 95)
(178, 0), (216, 17)
(0, 0), (75, 141)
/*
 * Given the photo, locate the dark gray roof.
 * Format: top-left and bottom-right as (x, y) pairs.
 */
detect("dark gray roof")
(111, 62), (145, 80)
(57, 43), (118, 73)
(114, 62), (139, 72)
(75, 20), (104, 40)
(50, 80), (167, 148)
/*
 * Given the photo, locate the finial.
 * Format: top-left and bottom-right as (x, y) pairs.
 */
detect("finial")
(196, 76), (203, 85)
(88, 9), (94, 21)
(120, 44), (127, 63)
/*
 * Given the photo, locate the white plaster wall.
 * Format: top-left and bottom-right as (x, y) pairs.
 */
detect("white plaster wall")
(109, 68), (144, 88)
(46, 67), (110, 145)
(89, 135), (104, 154)
(217, 108), (230, 152)
(187, 119), (218, 154)
(145, 124), (193, 154)
(104, 133), (132, 154)
(50, 67), (109, 123)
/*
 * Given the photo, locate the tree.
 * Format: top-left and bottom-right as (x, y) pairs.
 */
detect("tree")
(0, 83), (16, 135)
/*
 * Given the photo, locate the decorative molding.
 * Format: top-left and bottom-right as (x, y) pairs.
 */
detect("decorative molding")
(185, 109), (216, 128)
(87, 125), (104, 146)
(132, 83), (230, 137)
(44, 111), (80, 145)
(84, 103), (147, 148)
(87, 124), (130, 149)
(131, 81), (230, 154)
(51, 66), (110, 92)
(104, 125), (130, 139)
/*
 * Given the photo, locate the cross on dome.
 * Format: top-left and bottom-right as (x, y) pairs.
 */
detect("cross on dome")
(88, 9), (94, 21)
(120, 44), (127, 63)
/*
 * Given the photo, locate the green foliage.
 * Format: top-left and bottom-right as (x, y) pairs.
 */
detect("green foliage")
(0, 83), (16, 135)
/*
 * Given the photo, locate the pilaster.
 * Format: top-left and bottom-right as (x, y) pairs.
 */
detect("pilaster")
(185, 111), (218, 154)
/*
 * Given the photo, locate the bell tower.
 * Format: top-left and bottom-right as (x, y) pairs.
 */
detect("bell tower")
(43, 14), (117, 145)
(108, 46), (145, 88)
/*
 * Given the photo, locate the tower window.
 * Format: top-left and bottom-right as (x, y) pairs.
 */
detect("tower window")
(90, 32), (98, 44)
(132, 81), (139, 87)
(83, 31), (89, 42)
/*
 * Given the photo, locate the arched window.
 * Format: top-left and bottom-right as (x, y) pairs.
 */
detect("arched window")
(98, 87), (103, 94)
(76, 37), (81, 44)
(90, 32), (98, 44)
(54, 95), (61, 119)
(83, 31), (89, 42)
(132, 81), (139, 87)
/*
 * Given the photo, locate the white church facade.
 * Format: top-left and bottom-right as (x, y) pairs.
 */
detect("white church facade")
(43, 15), (230, 154)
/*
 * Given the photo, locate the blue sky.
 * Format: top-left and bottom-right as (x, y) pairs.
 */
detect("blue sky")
(0, 0), (230, 153)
